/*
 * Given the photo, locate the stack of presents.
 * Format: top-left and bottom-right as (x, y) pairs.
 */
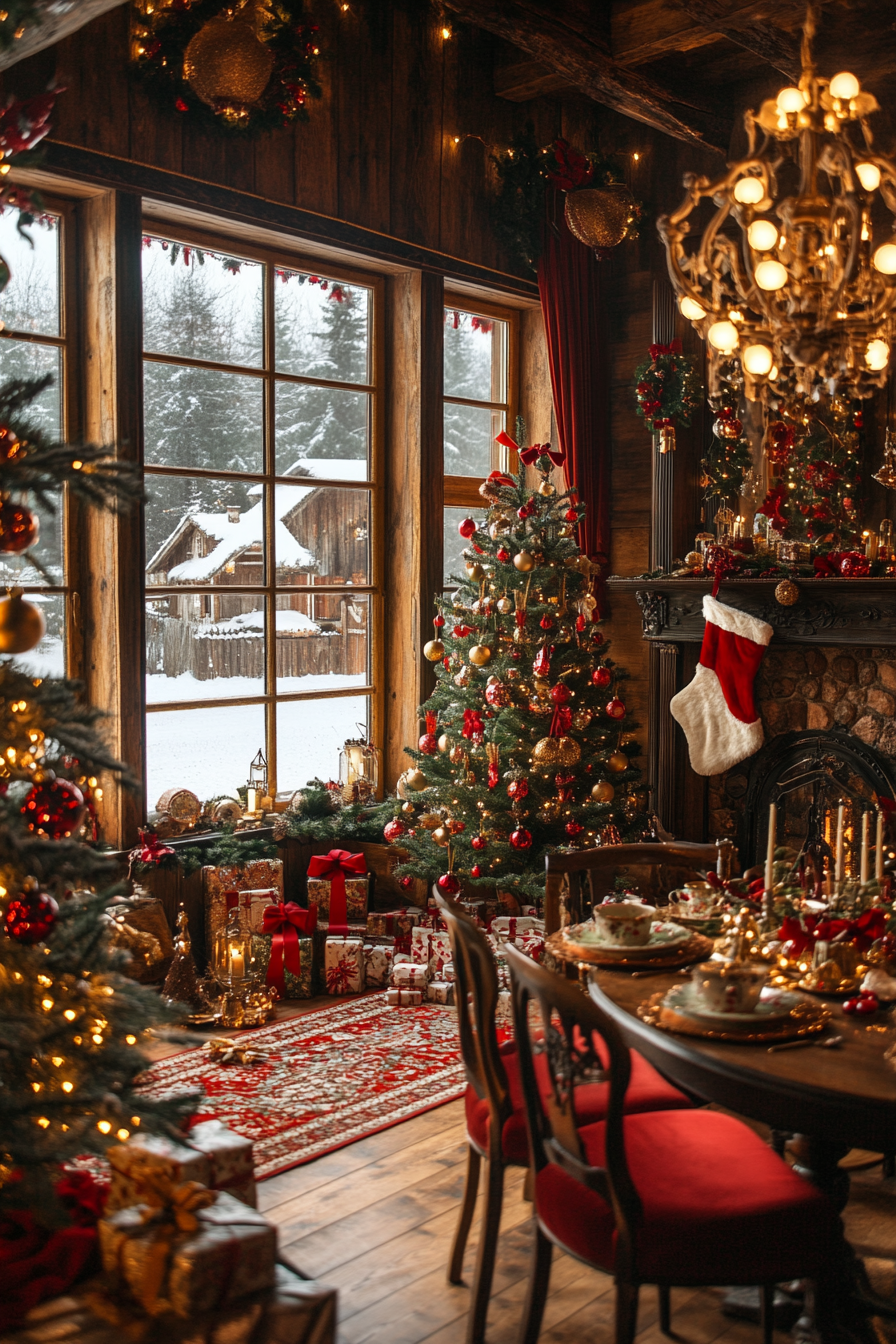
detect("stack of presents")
(202, 848), (546, 1008)
(6, 1121), (335, 1343)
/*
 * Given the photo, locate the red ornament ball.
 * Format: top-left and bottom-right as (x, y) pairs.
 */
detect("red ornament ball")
(458, 517), (477, 539)
(550, 683), (571, 705)
(576, 614), (587, 632)
(22, 778), (86, 839)
(496, 548), (510, 563)
(485, 681), (509, 708)
(383, 819), (406, 844)
(606, 697), (626, 720)
(0, 501), (38, 554)
(399, 876), (414, 890)
(433, 615), (445, 628)
(592, 632), (604, 646)
(564, 509), (578, 523)
(471, 864), (482, 878)
(565, 821), (584, 838)
(437, 872), (461, 895)
(591, 667), (612, 688)
(510, 827), (533, 850)
(507, 778), (529, 801)
(418, 733), (439, 755)
(471, 834), (487, 851)
(5, 888), (58, 944)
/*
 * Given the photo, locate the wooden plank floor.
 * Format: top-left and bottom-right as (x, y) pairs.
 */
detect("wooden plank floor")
(257, 1098), (794, 1344)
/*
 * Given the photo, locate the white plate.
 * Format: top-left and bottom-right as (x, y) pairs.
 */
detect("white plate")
(664, 983), (806, 1028)
(563, 919), (691, 958)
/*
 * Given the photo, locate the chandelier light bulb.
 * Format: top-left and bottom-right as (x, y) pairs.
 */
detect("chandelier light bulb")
(776, 86), (805, 113)
(742, 344), (774, 376)
(829, 71), (860, 101)
(748, 220), (779, 251)
(768, 364), (779, 381)
(866, 338), (890, 370)
(733, 177), (764, 205)
(856, 162), (881, 191)
(873, 243), (896, 275)
(708, 320), (739, 354)
(679, 295), (706, 320)
(754, 259), (789, 291)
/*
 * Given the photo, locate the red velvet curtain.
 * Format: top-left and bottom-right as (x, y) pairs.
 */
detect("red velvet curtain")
(537, 190), (610, 613)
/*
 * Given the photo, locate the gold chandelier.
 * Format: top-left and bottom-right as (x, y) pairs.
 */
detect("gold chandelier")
(659, 5), (896, 403)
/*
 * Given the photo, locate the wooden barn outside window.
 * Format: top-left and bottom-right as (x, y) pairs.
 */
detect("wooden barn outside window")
(442, 295), (518, 588)
(0, 199), (79, 678)
(141, 226), (383, 808)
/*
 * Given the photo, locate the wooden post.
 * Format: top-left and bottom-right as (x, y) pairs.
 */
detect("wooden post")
(383, 270), (444, 791)
(78, 189), (145, 848)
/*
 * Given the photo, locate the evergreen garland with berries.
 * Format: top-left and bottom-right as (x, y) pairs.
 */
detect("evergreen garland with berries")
(633, 339), (703, 438)
(385, 439), (648, 904)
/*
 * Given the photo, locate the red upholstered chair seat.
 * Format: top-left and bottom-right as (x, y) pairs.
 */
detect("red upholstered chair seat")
(536, 1108), (835, 1285)
(464, 1039), (690, 1165)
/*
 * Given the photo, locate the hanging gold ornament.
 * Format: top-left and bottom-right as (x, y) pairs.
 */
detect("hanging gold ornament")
(469, 644), (492, 666)
(0, 590), (45, 654)
(564, 183), (637, 253)
(592, 780), (615, 803)
(184, 3), (275, 125)
(658, 425), (676, 454)
(532, 737), (560, 765)
(431, 826), (450, 847)
(537, 480), (555, 497)
(465, 562), (485, 581)
(401, 800), (416, 815)
(496, 596), (513, 614)
(557, 737), (581, 766)
(400, 768), (428, 794)
(423, 639), (445, 661)
(437, 734), (451, 753)
(513, 551), (535, 572)
(572, 707), (593, 731)
(607, 751), (629, 774)
(775, 579), (800, 606)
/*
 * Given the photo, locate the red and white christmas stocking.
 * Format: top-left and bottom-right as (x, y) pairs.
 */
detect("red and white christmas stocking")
(669, 595), (773, 776)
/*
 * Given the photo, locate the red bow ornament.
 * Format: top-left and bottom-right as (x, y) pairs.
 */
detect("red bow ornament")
(260, 901), (317, 997)
(648, 339), (682, 361)
(307, 849), (366, 934)
(495, 430), (565, 469)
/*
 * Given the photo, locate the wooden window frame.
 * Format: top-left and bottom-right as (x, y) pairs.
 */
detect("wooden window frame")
(443, 291), (519, 510)
(140, 217), (386, 800)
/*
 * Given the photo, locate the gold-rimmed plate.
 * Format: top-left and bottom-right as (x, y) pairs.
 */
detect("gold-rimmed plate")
(547, 930), (714, 971)
(638, 989), (831, 1043)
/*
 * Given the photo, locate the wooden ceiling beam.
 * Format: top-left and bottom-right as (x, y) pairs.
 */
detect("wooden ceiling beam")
(673, 0), (800, 80)
(0, 0), (129, 71)
(442, 0), (729, 152)
(494, 59), (574, 102)
(612, 0), (807, 69)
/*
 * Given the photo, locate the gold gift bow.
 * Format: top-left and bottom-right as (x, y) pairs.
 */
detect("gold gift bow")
(119, 1164), (218, 1315)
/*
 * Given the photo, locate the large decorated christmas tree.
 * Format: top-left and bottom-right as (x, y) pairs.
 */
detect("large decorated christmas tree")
(388, 436), (647, 905)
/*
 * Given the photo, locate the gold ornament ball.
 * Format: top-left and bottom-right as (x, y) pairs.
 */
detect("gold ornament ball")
(557, 736), (582, 766)
(572, 707), (592, 731)
(592, 780), (615, 803)
(532, 737), (560, 766)
(564, 183), (636, 251)
(423, 639), (445, 662)
(184, 10), (274, 119)
(775, 579), (800, 606)
(537, 480), (555, 497)
(449, 744), (465, 765)
(432, 826), (450, 847)
(0, 592), (45, 654)
(513, 551), (535, 572)
(607, 751), (629, 774)
(437, 734), (451, 753)
(405, 768), (428, 791)
(469, 644), (492, 666)
(465, 562), (485, 581)
(496, 596), (513, 614)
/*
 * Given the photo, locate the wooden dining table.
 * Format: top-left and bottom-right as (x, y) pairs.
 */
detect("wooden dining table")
(589, 965), (896, 1344)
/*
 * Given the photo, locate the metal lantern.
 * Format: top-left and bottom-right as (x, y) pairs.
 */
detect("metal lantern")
(564, 183), (637, 256)
(245, 748), (267, 816)
(183, 2), (274, 125)
(339, 736), (379, 804)
(213, 908), (256, 989)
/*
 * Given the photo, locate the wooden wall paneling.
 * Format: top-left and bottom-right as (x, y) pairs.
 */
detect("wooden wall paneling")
(78, 189), (146, 847)
(519, 307), (551, 444)
(290, 6), (340, 219)
(336, 0), (392, 234)
(383, 270), (444, 790)
(52, 8), (131, 160)
(389, 1), (444, 249)
(128, 79), (185, 180)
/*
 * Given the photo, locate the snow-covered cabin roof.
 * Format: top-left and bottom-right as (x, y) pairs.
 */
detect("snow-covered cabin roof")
(147, 499), (315, 582)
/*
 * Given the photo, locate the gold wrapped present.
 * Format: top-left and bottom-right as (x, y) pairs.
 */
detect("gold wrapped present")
(251, 933), (313, 999)
(204, 861), (284, 948)
(107, 1121), (255, 1212)
(99, 1184), (276, 1318)
(307, 875), (368, 925)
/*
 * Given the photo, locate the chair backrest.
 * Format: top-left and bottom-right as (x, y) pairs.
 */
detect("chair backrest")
(506, 941), (643, 1277)
(543, 839), (735, 933)
(434, 888), (512, 1161)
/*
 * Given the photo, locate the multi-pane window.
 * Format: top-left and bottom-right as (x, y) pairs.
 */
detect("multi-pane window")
(0, 208), (71, 677)
(442, 300), (516, 586)
(142, 234), (380, 808)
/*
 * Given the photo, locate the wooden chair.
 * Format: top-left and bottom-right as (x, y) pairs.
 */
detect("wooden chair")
(505, 942), (838, 1344)
(544, 839), (736, 934)
(434, 890), (693, 1344)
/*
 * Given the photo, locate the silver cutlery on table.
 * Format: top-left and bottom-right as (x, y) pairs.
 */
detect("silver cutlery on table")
(767, 1035), (844, 1053)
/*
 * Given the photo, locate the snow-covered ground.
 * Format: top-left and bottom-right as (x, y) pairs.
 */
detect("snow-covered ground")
(146, 669), (365, 704)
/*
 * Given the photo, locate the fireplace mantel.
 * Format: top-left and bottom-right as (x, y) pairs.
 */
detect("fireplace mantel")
(607, 576), (896, 646)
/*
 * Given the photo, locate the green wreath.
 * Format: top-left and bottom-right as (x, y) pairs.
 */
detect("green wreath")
(633, 340), (703, 435)
(130, 0), (324, 134)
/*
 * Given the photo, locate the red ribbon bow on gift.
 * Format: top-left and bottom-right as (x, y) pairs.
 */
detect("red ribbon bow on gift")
(260, 901), (317, 997)
(129, 829), (175, 868)
(495, 430), (566, 469)
(648, 339), (682, 360)
(307, 849), (365, 934)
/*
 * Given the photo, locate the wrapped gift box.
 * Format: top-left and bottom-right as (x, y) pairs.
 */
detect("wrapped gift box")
(324, 937), (365, 994)
(107, 1121), (255, 1212)
(306, 850), (369, 926)
(311, 923), (366, 994)
(363, 942), (393, 989)
(366, 908), (421, 939)
(308, 875), (369, 925)
(99, 1190), (277, 1318)
(389, 988), (422, 1006)
(391, 961), (428, 989)
(386, 987), (400, 1005)
(426, 981), (454, 1005)
(490, 916), (544, 943)
(251, 933), (313, 999)
(204, 861), (284, 948)
(410, 927), (452, 976)
(442, 959), (456, 983)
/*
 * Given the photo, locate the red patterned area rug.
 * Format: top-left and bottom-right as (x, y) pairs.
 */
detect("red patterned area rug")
(141, 995), (468, 1179)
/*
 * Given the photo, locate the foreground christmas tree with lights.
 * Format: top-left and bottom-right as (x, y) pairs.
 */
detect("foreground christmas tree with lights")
(0, 376), (192, 1231)
(388, 434), (647, 904)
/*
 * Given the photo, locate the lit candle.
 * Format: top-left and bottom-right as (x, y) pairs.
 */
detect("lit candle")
(860, 811), (870, 885)
(877, 810), (885, 882)
(229, 945), (245, 980)
(834, 803), (845, 884)
(765, 802), (777, 894)
(247, 787), (258, 815)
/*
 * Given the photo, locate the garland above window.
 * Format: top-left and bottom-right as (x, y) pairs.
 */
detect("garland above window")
(130, 0), (324, 132)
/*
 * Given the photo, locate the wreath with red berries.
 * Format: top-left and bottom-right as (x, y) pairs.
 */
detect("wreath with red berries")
(130, 0), (324, 135)
(633, 340), (703, 436)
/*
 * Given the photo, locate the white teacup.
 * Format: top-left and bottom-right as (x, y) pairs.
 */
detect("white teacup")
(691, 960), (768, 1014)
(671, 882), (718, 915)
(593, 900), (654, 947)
